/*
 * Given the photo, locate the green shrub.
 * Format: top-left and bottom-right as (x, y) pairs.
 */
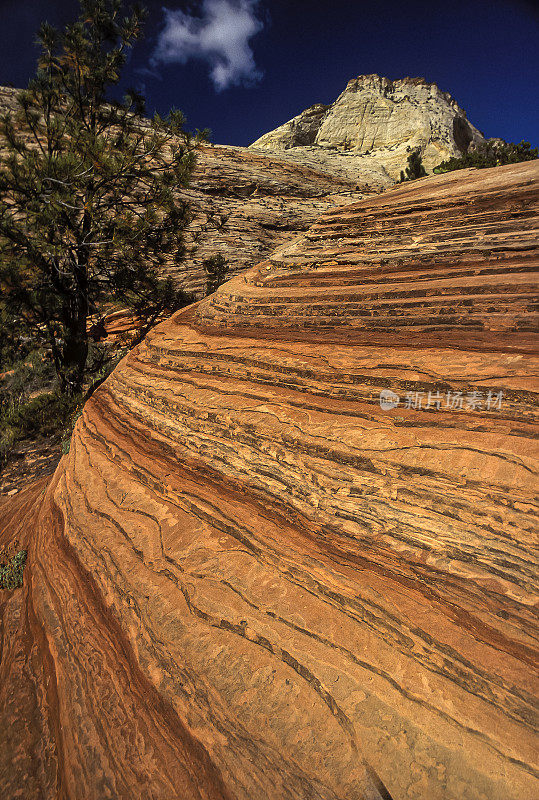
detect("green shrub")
(6, 392), (81, 438)
(0, 305), (34, 370)
(399, 150), (427, 182)
(434, 139), (538, 173)
(0, 550), (27, 590)
(0, 382), (83, 463)
(1, 347), (55, 397)
(203, 254), (229, 295)
(0, 427), (16, 465)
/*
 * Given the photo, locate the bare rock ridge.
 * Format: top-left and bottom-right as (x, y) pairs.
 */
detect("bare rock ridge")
(1, 160), (538, 800)
(250, 74), (486, 184)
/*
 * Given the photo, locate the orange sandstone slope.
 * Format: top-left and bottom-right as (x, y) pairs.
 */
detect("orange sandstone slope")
(1, 161), (538, 800)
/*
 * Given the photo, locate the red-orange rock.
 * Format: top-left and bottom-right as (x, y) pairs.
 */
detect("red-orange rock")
(1, 161), (538, 800)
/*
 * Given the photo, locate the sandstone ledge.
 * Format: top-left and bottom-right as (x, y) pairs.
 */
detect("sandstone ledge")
(0, 161), (538, 800)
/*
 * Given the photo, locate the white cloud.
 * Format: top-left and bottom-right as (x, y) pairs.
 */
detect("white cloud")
(151, 0), (264, 91)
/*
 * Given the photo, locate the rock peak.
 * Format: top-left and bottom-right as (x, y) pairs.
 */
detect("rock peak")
(250, 73), (485, 183)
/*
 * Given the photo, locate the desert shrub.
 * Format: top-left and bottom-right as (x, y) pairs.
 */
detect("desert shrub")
(0, 303), (34, 370)
(0, 428), (16, 465)
(399, 150), (427, 182)
(0, 351), (57, 462)
(0, 550), (27, 590)
(204, 254), (229, 295)
(0, 382), (83, 464)
(0, 338), (129, 464)
(434, 140), (538, 173)
(6, 392), (81, 438)
(0, 348), (56, 403)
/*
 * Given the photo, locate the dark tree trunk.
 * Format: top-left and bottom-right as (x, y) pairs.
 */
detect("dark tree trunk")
(61, 326), (88, 396)
(59, 212), (92, 397)
(60, 255), (89, 396)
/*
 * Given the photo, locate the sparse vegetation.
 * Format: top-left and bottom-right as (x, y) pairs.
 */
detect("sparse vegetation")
(399, 149), (427, 182)
(433, 139), (538, 173)
(0, 340), (113, 465)
(0, 370), (83, 465)
(0, 549), (27, 590)
(204, 254), (229, 295)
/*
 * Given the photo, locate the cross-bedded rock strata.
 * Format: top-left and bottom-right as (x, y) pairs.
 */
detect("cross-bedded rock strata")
(1, 161), (538, 800)
(178, 142), (366, 293)
(86, 144), (367, 339)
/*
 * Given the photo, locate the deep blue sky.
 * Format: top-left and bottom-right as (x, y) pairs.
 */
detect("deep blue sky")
(0, 0), (537, 147)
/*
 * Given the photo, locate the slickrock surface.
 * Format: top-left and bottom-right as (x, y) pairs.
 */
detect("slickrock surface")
(250, 74), (485, 183)
(1, 161), (538, 800)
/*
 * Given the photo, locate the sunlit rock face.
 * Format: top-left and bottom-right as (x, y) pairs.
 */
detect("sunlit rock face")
(1, 161), (538, 800)
(177, 142), (367, 293)
(250, 74), (486, 182)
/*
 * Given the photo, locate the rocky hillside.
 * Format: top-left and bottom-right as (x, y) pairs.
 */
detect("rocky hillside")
(250, 74), (486, 184)
(1, 160), (537, 800)
(0, 85), (366, 295)
(1, 76), (489, 294)
(179, 143), (365, 293)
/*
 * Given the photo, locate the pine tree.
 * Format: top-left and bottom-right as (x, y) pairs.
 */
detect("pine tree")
(203, 254), (229, 295)
(433, 140), (538, 174)
(0, 0), (203, 396)
(400, 149), (427, 182)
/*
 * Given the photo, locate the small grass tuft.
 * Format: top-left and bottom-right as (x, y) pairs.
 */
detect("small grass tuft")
(0, 549), (28, 590)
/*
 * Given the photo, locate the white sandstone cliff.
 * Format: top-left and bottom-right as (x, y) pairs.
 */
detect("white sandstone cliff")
(250, 74), (486, 186)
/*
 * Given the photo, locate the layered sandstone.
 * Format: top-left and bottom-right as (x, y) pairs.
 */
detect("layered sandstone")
(179, 143), (365, 293)
(0, 86), (366, 297)
(87, 147), (366, 336)
(0, 161), (538, 800)
(250, 74), (486, 183)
